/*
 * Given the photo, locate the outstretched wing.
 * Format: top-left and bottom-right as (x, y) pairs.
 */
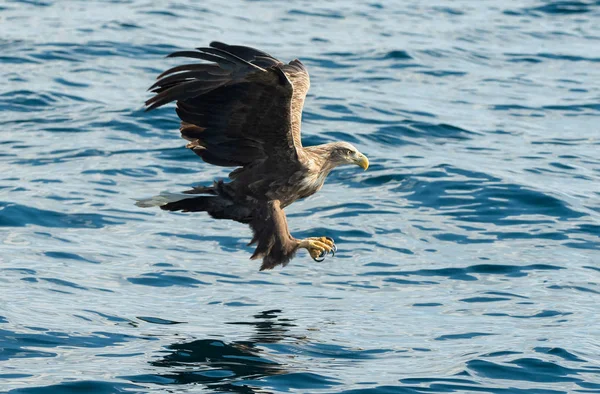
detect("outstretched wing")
(209, 42), (310, 149)
(145, 42), (310, 168)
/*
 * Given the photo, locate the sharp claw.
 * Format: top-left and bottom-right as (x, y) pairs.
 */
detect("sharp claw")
(308, 237), (337, 263)
(313, 249), (327, 262)
(325, 237), (337, 256)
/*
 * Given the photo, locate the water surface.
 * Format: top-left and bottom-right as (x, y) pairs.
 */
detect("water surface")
(1, 0), (599, 393)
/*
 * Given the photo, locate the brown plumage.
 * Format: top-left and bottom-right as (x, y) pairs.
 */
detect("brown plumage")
(137, 42), (369, 270)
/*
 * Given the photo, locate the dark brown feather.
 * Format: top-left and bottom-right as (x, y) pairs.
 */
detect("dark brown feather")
(209, 42), (281, 68)
(156, 63), (229, 79)
(166, 50), (237, 68)
(145, 79), (228, 111)
(149, 71), (229, 91)
(249, 200), (299, 271)
(210, 42), (275, 60)
(195, 47), (267, 71)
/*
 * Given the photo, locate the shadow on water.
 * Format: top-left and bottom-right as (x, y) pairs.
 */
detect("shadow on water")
(122, 309), (375, 392)
(505, 0), (600, 16)
(124, 309), (386, 392)
(124, 309), (313, 393)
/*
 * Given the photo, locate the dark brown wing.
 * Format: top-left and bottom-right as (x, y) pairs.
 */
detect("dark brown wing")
(210, 42), (310, 149)
(145, 42), (310, 168)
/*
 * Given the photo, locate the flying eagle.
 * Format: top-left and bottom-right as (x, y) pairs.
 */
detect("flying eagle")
(137, 42), (369, 270)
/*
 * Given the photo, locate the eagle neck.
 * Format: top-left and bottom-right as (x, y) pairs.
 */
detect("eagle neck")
(304, 145), (335, 175)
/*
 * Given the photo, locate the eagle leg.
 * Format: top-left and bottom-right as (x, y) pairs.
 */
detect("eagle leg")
(298, 237), (336, 262)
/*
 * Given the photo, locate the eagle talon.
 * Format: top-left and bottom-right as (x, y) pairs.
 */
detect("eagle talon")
(325, 237), (337, 255)
(323, 237), (337, 256)
(300, 236), (336, 263)
(313, 250), (327, 262)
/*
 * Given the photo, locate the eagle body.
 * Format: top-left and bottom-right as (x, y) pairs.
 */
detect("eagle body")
(228, 146), (335, 206)
(138, 42), (368, 270)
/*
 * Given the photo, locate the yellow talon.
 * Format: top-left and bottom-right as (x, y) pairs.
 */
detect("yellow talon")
(298, 237), (336, 262)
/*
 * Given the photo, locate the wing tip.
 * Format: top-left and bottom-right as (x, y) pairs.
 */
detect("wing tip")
(210, 41), (228, 49)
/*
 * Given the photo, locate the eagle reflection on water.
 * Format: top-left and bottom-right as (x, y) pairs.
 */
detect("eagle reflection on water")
(128, 310), (295, 392)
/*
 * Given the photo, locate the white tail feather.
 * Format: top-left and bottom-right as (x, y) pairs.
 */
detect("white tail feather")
(135, 192), (190, 208)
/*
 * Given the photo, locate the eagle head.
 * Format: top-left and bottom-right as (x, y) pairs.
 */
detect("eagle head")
(327, 142), (369, 171)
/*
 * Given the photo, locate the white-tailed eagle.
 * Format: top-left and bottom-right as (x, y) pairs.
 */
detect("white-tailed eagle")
(137, 42), (369, 270)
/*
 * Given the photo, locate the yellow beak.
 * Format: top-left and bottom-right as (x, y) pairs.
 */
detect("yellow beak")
(355, 153), (369, 171)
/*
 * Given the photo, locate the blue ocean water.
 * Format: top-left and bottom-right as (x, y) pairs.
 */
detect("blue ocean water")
(1, 0), (599, 392)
